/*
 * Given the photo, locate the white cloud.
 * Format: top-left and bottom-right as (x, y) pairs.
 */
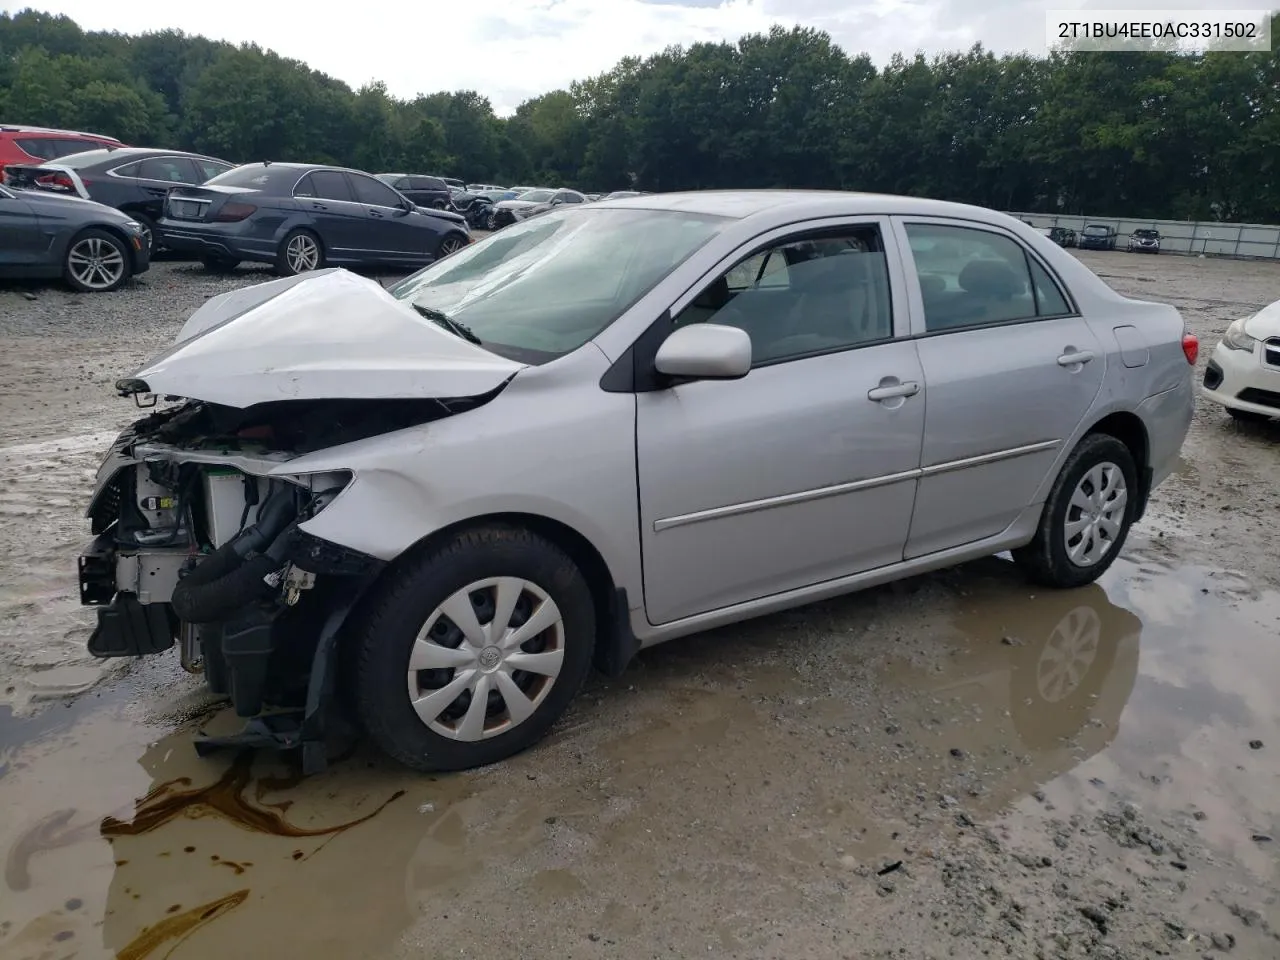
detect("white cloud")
(4, 0), (1231, 115)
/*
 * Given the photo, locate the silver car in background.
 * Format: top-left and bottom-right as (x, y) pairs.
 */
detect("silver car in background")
(79, 191), (1196, 774)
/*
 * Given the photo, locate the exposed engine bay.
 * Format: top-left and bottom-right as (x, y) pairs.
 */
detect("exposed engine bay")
(78, 393), (492, 769)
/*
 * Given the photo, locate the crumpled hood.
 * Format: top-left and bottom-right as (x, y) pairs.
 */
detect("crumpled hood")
(495, 198), (540, 210)
(128, 268), (524, 408)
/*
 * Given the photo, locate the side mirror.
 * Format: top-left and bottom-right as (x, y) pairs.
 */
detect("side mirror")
(654, 324), (752, 381)
(396, 198), (414, 216)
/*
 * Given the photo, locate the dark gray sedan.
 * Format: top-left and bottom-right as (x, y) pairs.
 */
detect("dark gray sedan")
(0, 182), (150, 292)
(158, 162), (472, 276)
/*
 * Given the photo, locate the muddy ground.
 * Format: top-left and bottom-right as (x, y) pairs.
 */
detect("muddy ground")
(0, 251), (1278, 960)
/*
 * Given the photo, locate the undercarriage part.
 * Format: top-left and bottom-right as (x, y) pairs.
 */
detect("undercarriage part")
(78, 534), (117, 606)
(179, 622), (203, 673)
(222, 606), (277, 717)
(88, 594), (176, 657)
(193, 575), (375, 775)
(169, 488), (298, 624)
(115, 547), (188, 604)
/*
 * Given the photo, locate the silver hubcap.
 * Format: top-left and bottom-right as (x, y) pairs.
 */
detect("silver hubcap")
(140, 223), (154, 252)
(1035, 605), (1101, 702)
(67, 237), (125, 289)
(440, 237), (463, 256)
(286, 234), (320, 273)
(1064, 461), (1127, 567)
(406, 577), (565, 742)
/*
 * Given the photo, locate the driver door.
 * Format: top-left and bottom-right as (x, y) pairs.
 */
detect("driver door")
(635, 219), (926, 625)
(347, 172), (427, 263)
(0, 188), (43, 266)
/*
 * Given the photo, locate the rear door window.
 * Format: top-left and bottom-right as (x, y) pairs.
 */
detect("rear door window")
(307, 170), (354, 202)
(14, 137), (102, 160)
(139, 157), (201, 183)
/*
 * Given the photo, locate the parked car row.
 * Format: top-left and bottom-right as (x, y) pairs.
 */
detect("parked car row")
(1029, 221), (1163, 254)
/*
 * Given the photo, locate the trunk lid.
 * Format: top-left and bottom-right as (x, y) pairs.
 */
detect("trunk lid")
(125, 268), (525, 408)
(164, 184), (260, 223)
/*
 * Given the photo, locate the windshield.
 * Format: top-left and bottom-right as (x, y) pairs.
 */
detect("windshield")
(1083, 225), (1109, 235)
(204, 165), (297, 189)
(1134, 229), (1158, 238)
(515, 189), (554, 202)
(387, 207), (726, 363)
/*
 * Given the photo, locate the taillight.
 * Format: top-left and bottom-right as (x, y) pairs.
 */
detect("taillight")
(1182, 332), (1199, 365)
(36, 172), (76, 192)
(213, 202), (256, 222)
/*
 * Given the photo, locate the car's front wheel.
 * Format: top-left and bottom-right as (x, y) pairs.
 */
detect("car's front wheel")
(1013, 433), (1137, 589)
(438, 233), (467, 257)
(353, 525), (596, 773)
(275, 228), (324, 276)
(63, 229), (132, 293)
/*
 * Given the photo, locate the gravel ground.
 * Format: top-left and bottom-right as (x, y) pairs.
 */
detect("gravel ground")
(1, 252), (1279, 960)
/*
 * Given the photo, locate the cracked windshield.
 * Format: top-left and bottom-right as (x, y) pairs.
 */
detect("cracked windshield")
(1, 3), (1278, 959)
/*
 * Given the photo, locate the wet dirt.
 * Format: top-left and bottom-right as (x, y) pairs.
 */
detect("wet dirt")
(1, 252), (1279, 959)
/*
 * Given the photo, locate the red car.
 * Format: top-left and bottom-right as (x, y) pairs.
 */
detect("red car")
(0, 124), (125, 168)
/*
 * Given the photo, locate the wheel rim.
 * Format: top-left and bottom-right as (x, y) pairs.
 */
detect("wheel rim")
(440, 237), (464, 256)
(1035, 606), (1101, 703)
(286, 234), (320, 273)
(406, 577), (565, 742)
(139, 223), (154, 252)
(67, 237), (125, 290)
(1064, 461), (1128, 567)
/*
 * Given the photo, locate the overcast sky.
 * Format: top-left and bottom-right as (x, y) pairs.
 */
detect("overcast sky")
(3, 0), (1246, 115)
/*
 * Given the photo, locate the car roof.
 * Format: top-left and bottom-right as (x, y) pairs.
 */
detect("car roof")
(52, 146), (226, 164)
(0, 123), (122, 142)
(601, 189), (1031, 227)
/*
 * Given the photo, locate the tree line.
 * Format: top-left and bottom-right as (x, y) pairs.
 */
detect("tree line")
(2, 8), (1278, 222)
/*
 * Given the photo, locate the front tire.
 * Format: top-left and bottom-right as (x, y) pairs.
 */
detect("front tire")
(275, 228), (323, 276)
(63, 229), (132, 293)
(1013, 433), (1137, 589)
(353, 525), (596, 773)
(438, 233), (467, 257)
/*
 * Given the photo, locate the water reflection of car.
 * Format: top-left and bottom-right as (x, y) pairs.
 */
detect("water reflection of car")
(1127, 229), (1160, 254)
(1078, 224), (1118, 251)
(885, 563), (1141, 810)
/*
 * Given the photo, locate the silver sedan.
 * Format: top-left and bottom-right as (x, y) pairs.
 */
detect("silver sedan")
(81, 190), (1196, 774)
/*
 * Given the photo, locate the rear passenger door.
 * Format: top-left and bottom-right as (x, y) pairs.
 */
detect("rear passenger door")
(293, 171), (365, 260)
(891, 217), (1105, 559)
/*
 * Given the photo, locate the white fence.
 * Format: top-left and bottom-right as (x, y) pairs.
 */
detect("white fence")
(1006, 211), (1280, 260)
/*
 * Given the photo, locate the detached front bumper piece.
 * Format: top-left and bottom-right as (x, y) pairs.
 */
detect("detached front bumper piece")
(80, 533), (178, 657)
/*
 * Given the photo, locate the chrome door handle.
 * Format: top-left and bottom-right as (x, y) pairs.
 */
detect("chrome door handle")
(867, 380), (920, 401)
(1057, 350), (1096, 366)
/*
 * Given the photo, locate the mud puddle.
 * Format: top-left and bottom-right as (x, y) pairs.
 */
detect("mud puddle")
(1, 548), (1277, 959)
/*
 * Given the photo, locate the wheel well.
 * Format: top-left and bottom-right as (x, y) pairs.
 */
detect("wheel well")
(384, 513), (633, 677)
(1085, 411), (1151, 515)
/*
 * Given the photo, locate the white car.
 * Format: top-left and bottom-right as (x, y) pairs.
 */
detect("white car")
(1202, 301), (1280, 422)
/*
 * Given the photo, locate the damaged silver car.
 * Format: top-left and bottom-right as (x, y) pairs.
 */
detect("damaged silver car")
(80, 192), (1195, 774)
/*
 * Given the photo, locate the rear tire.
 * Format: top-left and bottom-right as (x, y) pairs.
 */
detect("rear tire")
(274, 228), (323, 276)
(1013, 433), (1137, 589)
(131, 212), (159, 255)
(438, 233), (467, 257)
(200, 254), (240, 273)
(353, 525), (596, 773)
(1227, 407), (1271, 424)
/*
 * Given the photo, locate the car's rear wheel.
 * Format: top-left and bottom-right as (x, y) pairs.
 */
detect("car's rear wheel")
(200, 254), (241, 273)
(275, 228), (323, 276)
(131, 213), (159, 255)
(1013, 433), (1137, 589)
(438, 234), (467, 257)
(353, 525), (596, 773)
(1227, 407), (1271, 424)
(63, 229), (132, 293)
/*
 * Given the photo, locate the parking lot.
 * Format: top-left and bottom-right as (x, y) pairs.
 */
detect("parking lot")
(1, 249), (1279, 959)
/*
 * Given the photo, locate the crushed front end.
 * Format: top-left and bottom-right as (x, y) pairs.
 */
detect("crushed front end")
(79, 398), (404, 770)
